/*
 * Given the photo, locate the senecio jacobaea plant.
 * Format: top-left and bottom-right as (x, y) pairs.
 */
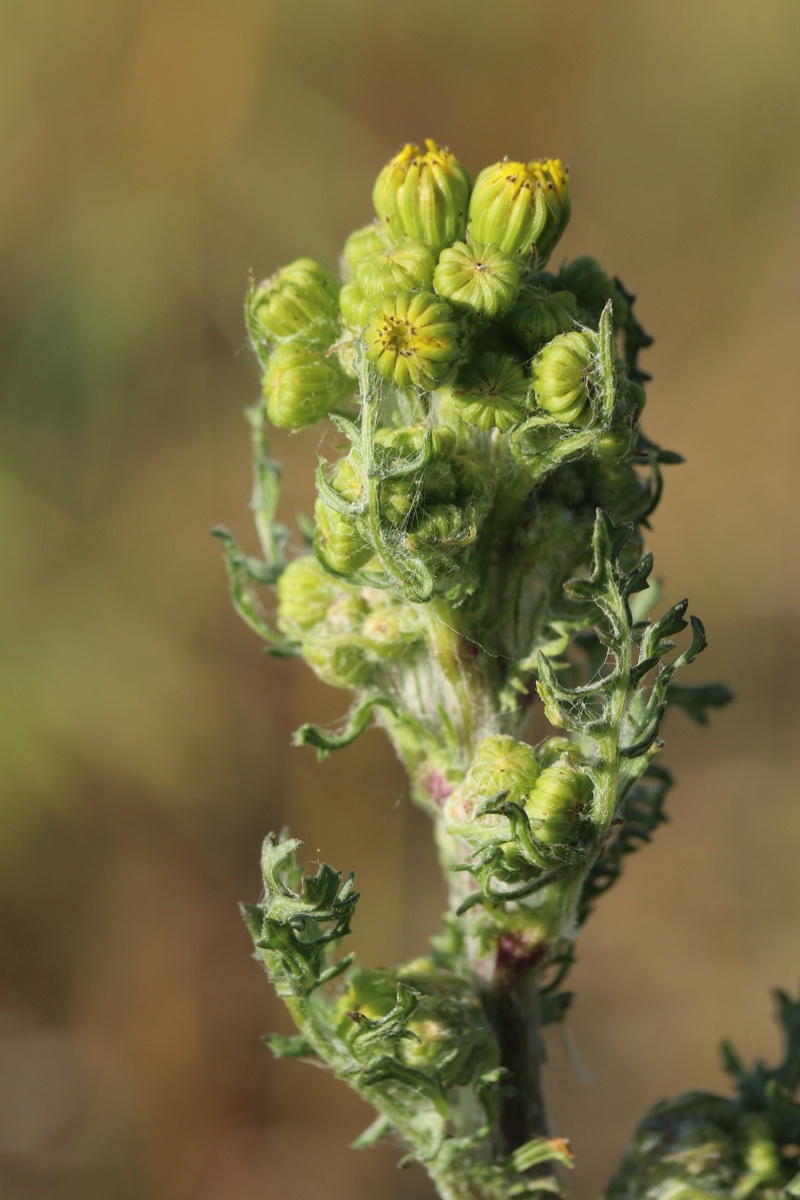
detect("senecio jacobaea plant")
(216, 139), (800, 1199)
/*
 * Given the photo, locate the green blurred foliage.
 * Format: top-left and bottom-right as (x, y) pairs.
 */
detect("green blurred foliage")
(1, 1), (799, 1197)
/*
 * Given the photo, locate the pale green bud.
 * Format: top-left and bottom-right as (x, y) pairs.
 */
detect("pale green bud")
(594, 429), (634, 464)
(433, 241), (520, 320)
(360, 594), (425, 659)
(530, 330), (597, 425)
(263, 343), (354, 429)
(324, 591), (369, 633)
(401, 1018), (450, 1070)
(467, 158), (570, 262)
(443, 782), (507, 840)
(297, 589), (372, 688)
(313, 497), (372, 576)
(379, 462), (457, 526)
(341, 221), (388, 281)
(372, 139), (471, 255)
(276, 555), (336, 636)
(505, 287), (578, 354)
(536, 737), (576, 768)
(559, 256), (630, 329)
(589, 461), (650, 523)
(335, 969), (396, 1035)
(525, 758), (592, 848)
(247, 258), (340, 350)
(364, 290), (460, 390)
(355, 239), (436, 302)
(448, 350), (529, 431)
(452, 455), (497, 519)
(404, 504), (473, 562)
(326, 454), (366, 505)
(626, 379), (647, 420)
(302, 638), (373, 689)
(338, 281), (373, 334)
(468, 735), (541, 801)
(374, 423), (457, 461)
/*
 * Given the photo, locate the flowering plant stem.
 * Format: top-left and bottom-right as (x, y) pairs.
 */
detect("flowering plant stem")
(219, 139), (800, 1198)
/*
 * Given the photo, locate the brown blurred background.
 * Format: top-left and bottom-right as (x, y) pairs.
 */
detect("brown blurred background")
(2, 1), (800, 1197)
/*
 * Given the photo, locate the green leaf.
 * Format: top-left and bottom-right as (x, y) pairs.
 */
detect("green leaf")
(293, 692), (398, 759)
(250, 835), (359, 998)
(263, 1032), (318, 1059)
(213, 527), (298, 654)
(667, 682), (735, 725)
(347, 983), (422, 1054)
(509, 1136), (575, 1172)
(351, 1114), (395, 1149)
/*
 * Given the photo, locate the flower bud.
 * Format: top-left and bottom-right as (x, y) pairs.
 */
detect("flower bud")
(626, 379), (646, 421)
(314, 497), (372, 576)
(360, 592), (425, 659)
(607, 1093), (785, 1200)
(372, 139), (471, 255)
(379, 459), (457, 526)
(355, 239), (436, 302)
(338, 281), (373, 334)
(448, 350), (529, 431)
(468, 735), (541, 801)
(594, 429), (634, 464)
(404, 504), (474, 561)
(452, 455), (496, 519)
(364, 291), (460, 390)
(433, 241), (520, 320)
(530, 330), (597, 424)
(467, 158), (570, 262)
(276, 556), (336, 636)
(263, 343), (354, 429)
(341, 222), (388, 281)
(536, 737), (575, 768)
(400, 1018), (449, 1069)
(559, 256), (629, 329)
(336, 969), (396, 1033)
(589, 461), (651, 523)
(505, 288), (578, 355)
(303, 638), (372, 690)
(374, 423), (457, 461)
(247, 258), (340, 350)
(525, 758), (592, 849)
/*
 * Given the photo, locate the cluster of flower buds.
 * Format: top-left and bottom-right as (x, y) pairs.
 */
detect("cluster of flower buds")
(244, 139), (652, 627)
(230, 138), (728, 1199)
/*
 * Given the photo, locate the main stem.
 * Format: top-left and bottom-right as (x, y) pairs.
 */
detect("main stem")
(400, 608), (553, 1198)
(482, 971), (550, 1155)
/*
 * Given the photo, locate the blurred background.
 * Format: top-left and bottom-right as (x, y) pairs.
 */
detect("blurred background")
(2, 1), (799, 1196)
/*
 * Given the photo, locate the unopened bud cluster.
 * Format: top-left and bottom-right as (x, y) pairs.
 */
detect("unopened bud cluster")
(229, 138), (732, 1200)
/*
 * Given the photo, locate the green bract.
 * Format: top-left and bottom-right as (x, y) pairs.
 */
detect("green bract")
(433, 240), (520, 319)
(223, 138), (737, 1200)
(373, 139), (471, 255)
